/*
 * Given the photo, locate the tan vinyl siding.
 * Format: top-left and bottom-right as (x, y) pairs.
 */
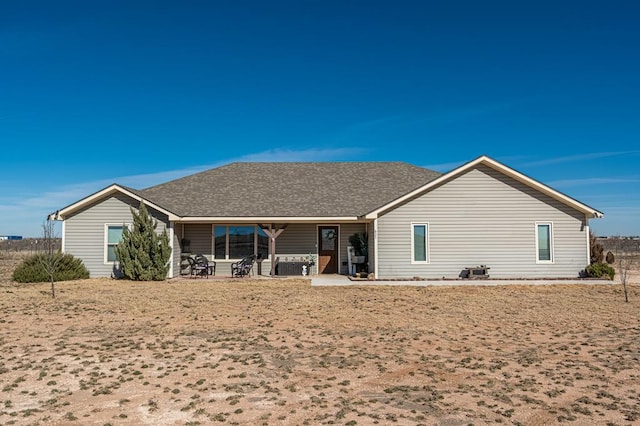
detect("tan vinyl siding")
(183, 224), (213, 257)
(273, 224), (318, 275)
(64, 194), (170, 278)
(171, 222), (181, 278)
(274, 223), (366, 275)
(367, 221), (375, 275)
(377, 165), (588, 279)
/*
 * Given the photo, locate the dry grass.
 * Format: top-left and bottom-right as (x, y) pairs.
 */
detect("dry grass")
(1, 252), (639, 425)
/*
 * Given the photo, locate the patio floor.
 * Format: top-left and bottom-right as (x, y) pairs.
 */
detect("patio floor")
(174, 273), (611, 287)
(311, 274), (612, 286)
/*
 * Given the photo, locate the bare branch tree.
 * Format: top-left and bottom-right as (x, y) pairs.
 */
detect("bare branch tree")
(38, 220), (61, 298)
(611, 236), (638, 303)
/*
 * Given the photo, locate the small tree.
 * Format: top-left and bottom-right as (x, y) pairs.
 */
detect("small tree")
(38, 219), (61, 298)
(605, 251), (615, 264)
(611, 237), (638, 303)
(586, 232), (615, 280)
(115, 202), (172, 281)
(590, 232), (604, 264)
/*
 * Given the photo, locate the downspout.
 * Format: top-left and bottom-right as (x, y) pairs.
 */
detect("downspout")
(168, 222), (175, 278)
(61, 220), (66, 254)
(374, 218), (379, 279)
(585, 216), (591, 266)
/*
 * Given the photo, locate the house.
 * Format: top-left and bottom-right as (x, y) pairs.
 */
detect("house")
(50, 156), (603, 280)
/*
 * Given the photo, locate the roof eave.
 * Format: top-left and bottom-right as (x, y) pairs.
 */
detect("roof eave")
(176, 216), (363, 223)
(50, 184), (181, 221)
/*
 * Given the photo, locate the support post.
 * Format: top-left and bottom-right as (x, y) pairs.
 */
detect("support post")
(259, 224), (287, 277)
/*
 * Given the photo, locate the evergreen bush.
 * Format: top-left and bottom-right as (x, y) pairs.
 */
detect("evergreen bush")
(115, 202), (171, 281)
(585, 262), (615, 280)
(605, 251), (615, 264)
(589, 232), (604, 264)
(13, 253), (89, 283)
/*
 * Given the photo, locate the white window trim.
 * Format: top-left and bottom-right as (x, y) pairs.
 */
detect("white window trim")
(104, 223), (131, 264)
(411, 222), (430, 264)
(535, 222), (554, 264)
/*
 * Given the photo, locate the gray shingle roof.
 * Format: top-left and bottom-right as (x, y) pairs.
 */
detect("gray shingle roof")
(139, 162), (441, 218)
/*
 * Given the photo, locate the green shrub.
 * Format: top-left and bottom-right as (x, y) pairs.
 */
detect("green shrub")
(115, 202), (171, 281)
(585, 262), (615, 280)
(12, 253), (89, 283)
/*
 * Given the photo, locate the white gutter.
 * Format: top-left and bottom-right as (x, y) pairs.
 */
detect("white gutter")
(373, 218), (379, 279)
(168, 222), (175, 278)
(61, 221), (66, 253)
(177, 216), (362, 223)
(585, 222), (591, 266)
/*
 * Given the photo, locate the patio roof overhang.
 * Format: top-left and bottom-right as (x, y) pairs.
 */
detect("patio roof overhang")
(174, 216), (366, 223)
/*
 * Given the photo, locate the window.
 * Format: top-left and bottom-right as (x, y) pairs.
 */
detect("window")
(229, 226), (255, 258)
(320, 228), (337, 251)
(411, 223), (429, 263)
(214, 226), (226, 259)
(105, 225), (125, 263)
(213, 225), (269, 259)
(536, 222), (553, 263)
(256, 229), (268, 259)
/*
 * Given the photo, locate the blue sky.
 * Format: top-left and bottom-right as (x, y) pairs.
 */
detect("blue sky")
(1, 1), (639, 237)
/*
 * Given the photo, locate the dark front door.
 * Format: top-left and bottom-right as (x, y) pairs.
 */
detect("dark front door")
(318, 226), (339, 274)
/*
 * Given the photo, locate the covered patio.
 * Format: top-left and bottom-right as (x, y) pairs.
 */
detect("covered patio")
(173, 221), (371, 278)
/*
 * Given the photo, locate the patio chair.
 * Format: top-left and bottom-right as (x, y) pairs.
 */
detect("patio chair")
(231, 254), (256, 278)
(195, 254), (215, 276)
(192, 254), (212, 278)
(179, 255), (194, 276)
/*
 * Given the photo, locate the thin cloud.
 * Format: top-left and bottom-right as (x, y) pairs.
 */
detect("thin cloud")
(421, 100), (527, 126)
(335, 100), (528, 146)
(548, 177), (640, 188)
(590, 207), (640, 236)
(422, 160), (466, 172)
(524, 151), (640, 167)
(423, 154), (532, 173)
(232, 147), (365, 162)
(1, 147), (363, 236)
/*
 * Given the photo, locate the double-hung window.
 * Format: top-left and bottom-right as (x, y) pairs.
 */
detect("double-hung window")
(536, 222), (554, 263)
(411, 223), (429, 264)
(105, 224), (127, 263)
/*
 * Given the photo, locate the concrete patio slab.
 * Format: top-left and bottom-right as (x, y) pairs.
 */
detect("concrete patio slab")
(311, 275), (612, 287)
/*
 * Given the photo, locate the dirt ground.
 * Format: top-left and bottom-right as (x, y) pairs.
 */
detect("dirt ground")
(1, 251), (639, 425)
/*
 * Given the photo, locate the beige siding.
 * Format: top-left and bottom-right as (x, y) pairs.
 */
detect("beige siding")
(183, 224), (213, 257)
(274, 224), (318, 274)
(274, 223), (366, 275)
(64, 194), (170, 278)
(366, 221), (375, 275)
(377, 165), (589, 279)
(171, 223), (183, 278)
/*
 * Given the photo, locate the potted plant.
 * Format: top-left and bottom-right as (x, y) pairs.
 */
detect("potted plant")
(348, 232), (368, 265)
